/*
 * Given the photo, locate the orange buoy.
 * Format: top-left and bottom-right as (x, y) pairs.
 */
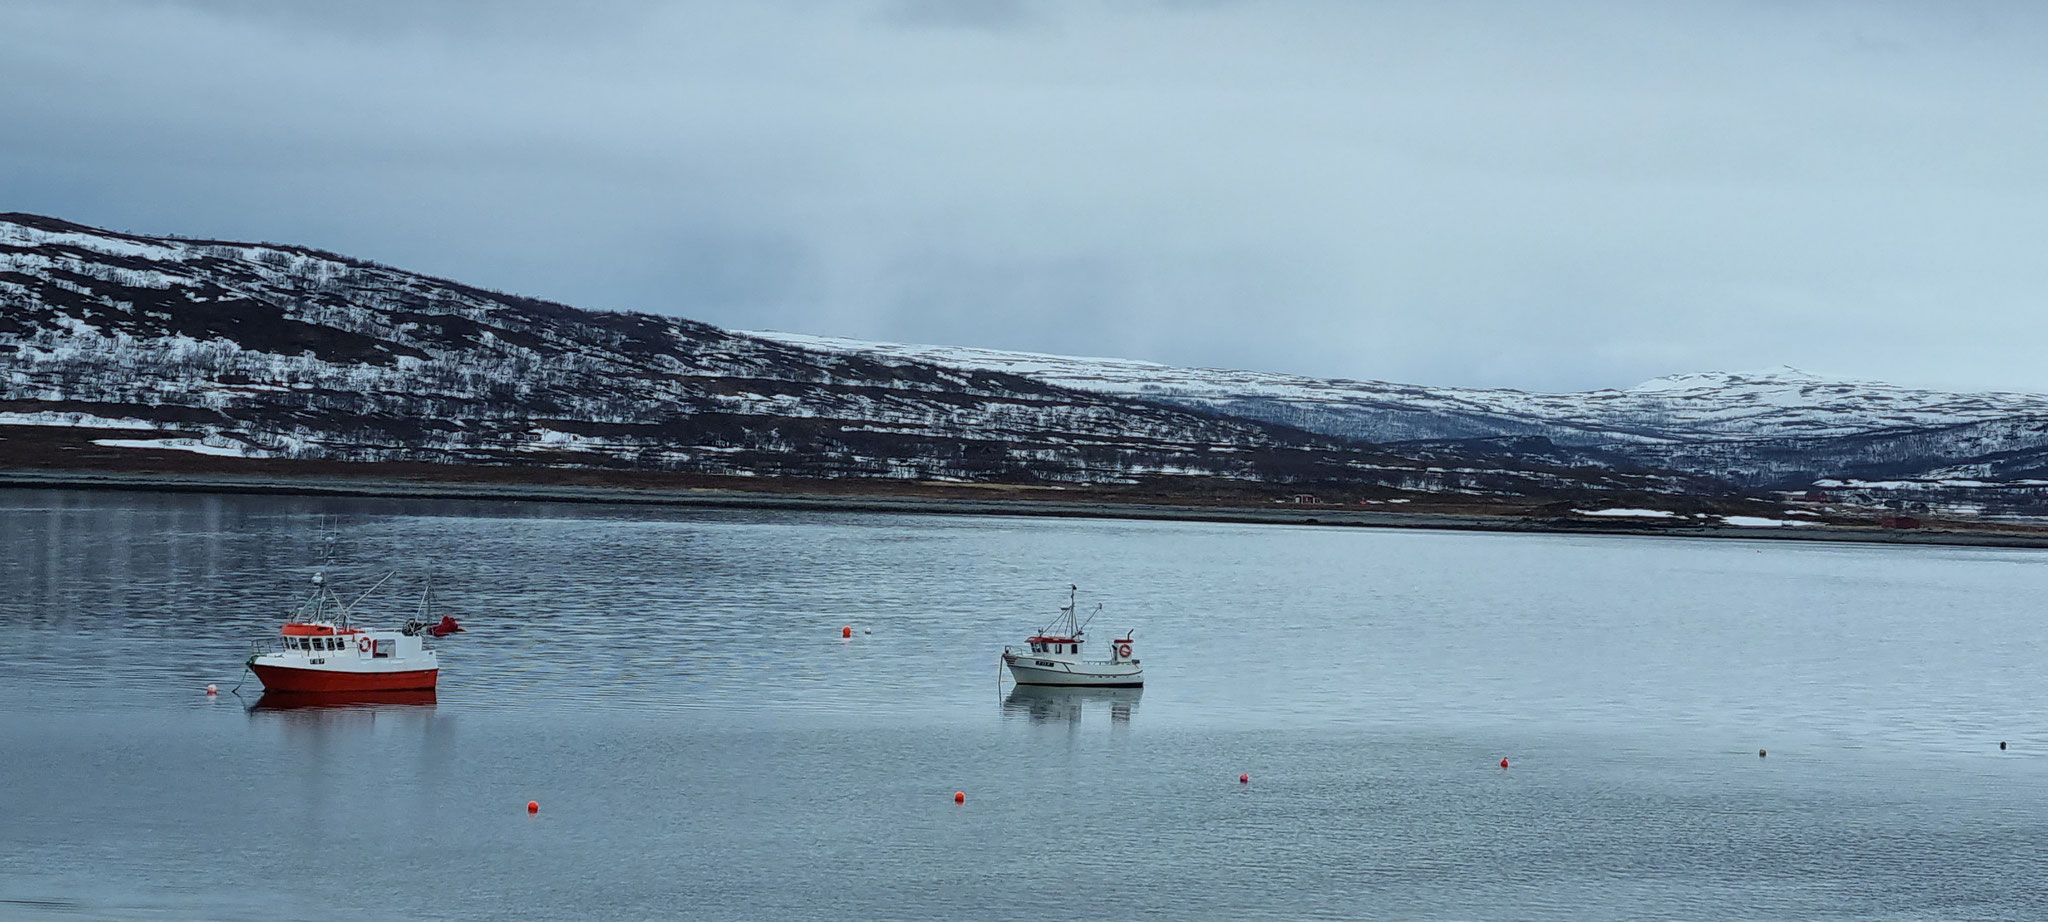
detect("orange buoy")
(1239, 773), (1248, 784)
(1500, 758), (1509, 769)
(205, 684), (218, 695)
(527, 801), (539, 814)
(953, 791), (966, 804)
(842, 626), (852, 638)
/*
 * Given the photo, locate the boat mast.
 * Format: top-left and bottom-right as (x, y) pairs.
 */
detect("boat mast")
(1039, 585), (1084, 640)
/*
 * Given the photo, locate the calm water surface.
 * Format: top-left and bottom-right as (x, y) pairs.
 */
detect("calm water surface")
(3, 489), (2046, 920)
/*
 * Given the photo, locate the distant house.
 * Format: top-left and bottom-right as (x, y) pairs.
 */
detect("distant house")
(1802, 490), (1829, 503)
(1288, 494), (1323, 505)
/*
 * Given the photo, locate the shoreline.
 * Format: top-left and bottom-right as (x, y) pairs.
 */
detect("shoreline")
(7, 468), (2048, 549)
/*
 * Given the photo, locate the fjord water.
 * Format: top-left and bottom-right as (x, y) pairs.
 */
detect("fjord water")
(3, 490), (2046, 921)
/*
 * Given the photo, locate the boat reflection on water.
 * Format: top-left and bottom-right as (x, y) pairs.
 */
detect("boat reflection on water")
(248, 689), (438, 712)
(1002, 685), (1141, 724)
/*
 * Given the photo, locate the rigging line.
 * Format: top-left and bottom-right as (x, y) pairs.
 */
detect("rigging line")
(1039, 584), (1081, 636)
(1040, 602), (1072, 635)
(344, 570), (397, 616)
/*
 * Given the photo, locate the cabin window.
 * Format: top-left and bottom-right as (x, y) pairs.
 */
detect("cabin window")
(1055, 644), (1064, 654)
(373, 641), (389, 658)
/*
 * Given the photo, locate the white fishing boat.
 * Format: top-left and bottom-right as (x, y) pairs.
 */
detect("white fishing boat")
(1001, 586), (1143, 687)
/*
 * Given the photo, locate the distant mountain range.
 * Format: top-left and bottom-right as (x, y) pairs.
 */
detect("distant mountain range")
(5, 211), (2044, 515)
(0, 212), (1707, 503)
(750, 334), (2048, 514)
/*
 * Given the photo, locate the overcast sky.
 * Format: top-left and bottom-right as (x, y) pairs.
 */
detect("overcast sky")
(3, 1), (2044, 392)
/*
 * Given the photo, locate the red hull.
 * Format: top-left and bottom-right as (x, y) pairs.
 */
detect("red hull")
(249, 663), (438, 692)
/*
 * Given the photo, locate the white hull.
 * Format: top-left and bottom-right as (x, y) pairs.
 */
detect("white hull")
(1004, 655), (1143, 687)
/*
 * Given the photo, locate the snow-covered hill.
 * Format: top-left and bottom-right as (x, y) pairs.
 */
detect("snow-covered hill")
(749, 332), (2048, 507)
(0, 213), (1702, 500)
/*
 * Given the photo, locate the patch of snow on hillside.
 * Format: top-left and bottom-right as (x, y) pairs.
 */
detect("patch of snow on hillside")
(0, 411), (164, 430)
(7, 227), (184, 262)
(1719, 515), (1809, 527)
(1626, 366), (1832, 393)
(1577, 508), (1678, 518)
(91, 437), (253, 457)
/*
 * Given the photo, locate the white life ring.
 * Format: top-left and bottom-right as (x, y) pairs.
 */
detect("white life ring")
(1116, 643), (1133, 659)
(357, 636), (373, 654)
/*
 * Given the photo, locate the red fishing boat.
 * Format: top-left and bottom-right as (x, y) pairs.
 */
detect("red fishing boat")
(245, 573), (462, 693)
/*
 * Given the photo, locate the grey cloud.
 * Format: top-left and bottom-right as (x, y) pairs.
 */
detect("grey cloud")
(5, 0), (2048, 393)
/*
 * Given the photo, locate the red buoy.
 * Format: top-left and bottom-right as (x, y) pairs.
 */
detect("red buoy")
(527, 801), (539, 814)
(205, 684), (218, 695)
(1500, 758), (1510, 769)
(842, 626), (852, 638)
(953, 791), (966, 804)
(1239, 773), (1249, 784)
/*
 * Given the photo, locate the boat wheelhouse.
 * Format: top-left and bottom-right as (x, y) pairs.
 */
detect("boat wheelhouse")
(1001, 586), (1143, 688)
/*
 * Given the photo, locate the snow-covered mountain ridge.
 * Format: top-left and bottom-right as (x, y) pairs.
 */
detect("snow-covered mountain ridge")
(0, 213), (1704, 499)
(749, 332), (2048, 503)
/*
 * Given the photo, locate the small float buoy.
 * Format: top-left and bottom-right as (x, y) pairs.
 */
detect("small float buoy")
(1499, 758), (1509, 769)
(527, 801), (539, 814)
(953, 791), (965, 804)
(2000, 741), (2008, 751)
(205, 684), (218, 695)
(842, 626), (852, 638)
(864, 627), (871, 634)
(1239, 773), (1249, 784)
(1759, 749), (1767, 758)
